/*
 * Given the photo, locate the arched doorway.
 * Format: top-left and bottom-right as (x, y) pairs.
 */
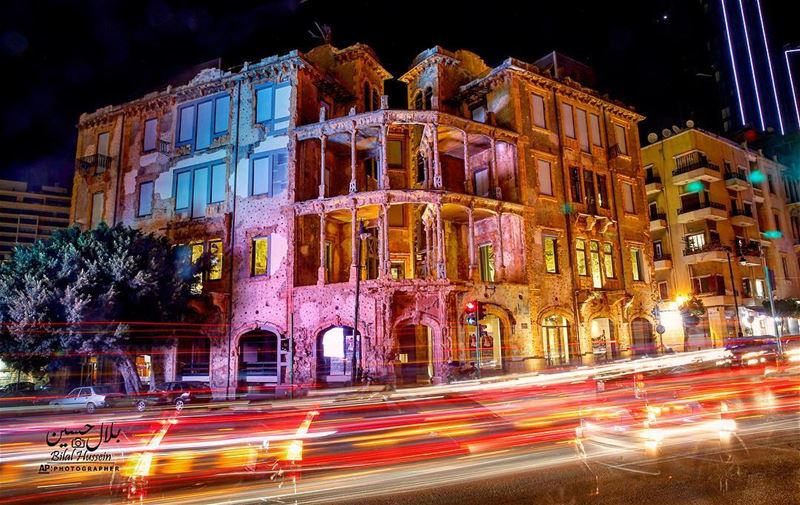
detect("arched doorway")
(395, 324), (433, 385)
(238, 329), (279, 394)
(631, 318), (656, 356)
(542, 314), (577, 366)
(589, 318), (618, 362)
(316, 326), (356, 387)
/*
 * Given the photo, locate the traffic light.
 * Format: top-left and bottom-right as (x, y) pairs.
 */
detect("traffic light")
(464, 300), (481, 326)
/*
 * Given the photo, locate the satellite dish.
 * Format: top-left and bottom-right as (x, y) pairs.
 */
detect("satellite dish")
(686, 119), (695, 128)
(647, 132), (658, 144)
(662, 128), (673, 138)
(672, 125), (681, 134)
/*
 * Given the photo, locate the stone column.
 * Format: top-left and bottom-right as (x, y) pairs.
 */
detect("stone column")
(381, 203), (390, 277)
(496, 212), (505, 281)
(318, 134), (327, 199)
(490, 136), (501, 199)
(350, 205), (358, 283)
(463, 130), (473, 195)
(467, 206), (477, 281)
(318, 212), (326, 285)
(349, 127), (358, 194)
(380, 124), (389, 190)
(435, 203), (446, 279)
(432, 125), (442, 188)
(424, 219), (433, 278)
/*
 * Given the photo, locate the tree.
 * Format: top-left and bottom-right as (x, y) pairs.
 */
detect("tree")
(0, 224), (205, 393)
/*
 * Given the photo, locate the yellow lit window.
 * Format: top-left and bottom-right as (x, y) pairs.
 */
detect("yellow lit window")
(190, 242), (204, 294)
(575, 239), (587, 276)
(544, 236), (558, 273)
(479, 243), (495, 282)
(603, 243), (615, 278)
(589, 241), (602, 288)
(252, 237), (269, 276)
(209, 239), (223, 280)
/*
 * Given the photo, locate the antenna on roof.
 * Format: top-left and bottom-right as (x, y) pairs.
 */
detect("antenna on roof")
(309, 22), (332, 45)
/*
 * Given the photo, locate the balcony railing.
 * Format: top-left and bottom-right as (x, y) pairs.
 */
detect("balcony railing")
(724, 170), (748, 182)
(731, 206), (753, 218)
(677, 201), (726, 215)
(75, 154), (112, 175)
(738, 240), (762, 256)
(649, 212), (667, 221)
(672, 152), (720, 176)
(684, 240), (725, 256)
(645, 174), (662, 185)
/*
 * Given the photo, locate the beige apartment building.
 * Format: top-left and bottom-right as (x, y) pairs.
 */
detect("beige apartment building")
(0, 179), (71, 261)
(643, 127), (800, 351)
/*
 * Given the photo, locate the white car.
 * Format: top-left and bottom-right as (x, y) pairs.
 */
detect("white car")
(49, 386), (116, 414)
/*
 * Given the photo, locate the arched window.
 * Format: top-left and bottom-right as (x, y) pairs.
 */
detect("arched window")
(423, 87), (433, 110)
(542, 314), (574, 366)
(413, 91), (423, 111)
(416, 151), (426, 183)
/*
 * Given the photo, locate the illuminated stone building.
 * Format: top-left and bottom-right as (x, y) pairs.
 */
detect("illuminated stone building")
(643, 126), (800, 350)
(71, 44), (656, 397)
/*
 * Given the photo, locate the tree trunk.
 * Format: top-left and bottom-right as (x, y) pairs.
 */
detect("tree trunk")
(112, 351), (141, 394)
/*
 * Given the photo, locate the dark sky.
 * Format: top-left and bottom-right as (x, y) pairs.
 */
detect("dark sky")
(0, 0), (795, 188)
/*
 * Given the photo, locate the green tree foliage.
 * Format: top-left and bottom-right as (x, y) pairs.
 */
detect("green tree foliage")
(0, 224), (204, 393)
(762, 298), (800, 319)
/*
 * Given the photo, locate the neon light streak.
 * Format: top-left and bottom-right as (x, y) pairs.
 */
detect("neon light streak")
(721, 0), (746, 125)
(786, 48), (800, 130)
(738, 0), (765, 130)
(755, 0), (784, 134)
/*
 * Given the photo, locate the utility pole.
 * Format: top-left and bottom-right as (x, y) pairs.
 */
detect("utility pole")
(352, 220), (366, 383)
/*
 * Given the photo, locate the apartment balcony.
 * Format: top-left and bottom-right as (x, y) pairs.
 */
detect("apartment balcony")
(672, 154), (721, 185)
(649, 212), (667, 232)
(752, 187), (765, 203)
(724, 171), (750, 191)
(676, 201), (727, 224)
(729, 207), (756, 227)
(139, 139), (171, 167)
(697, 294), (735, 307)
(682, 242), (729, 264)
(739, 253), (761, 266)
(75, 154), (112, 176)
(645, 175), (663, 195)
(653, 253), (672, 270)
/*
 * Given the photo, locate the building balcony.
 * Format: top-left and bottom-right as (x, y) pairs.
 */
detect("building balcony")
(697, 294), (735, 307)
(672, 154), (721, 185)
(649, 213), (668, 232)
(729, 207), (756, 227)
(683, 242), (729, 264)
(739, 254), (761, 266)
(653, 254), (672, 270)
(752, 187), (765, 203)
(139, 140), (171, 167)
(645, 175), (663, 195)
(724, 171), (750, 191)
(676, 201), (727, 223)
(75, 154), (112, 176)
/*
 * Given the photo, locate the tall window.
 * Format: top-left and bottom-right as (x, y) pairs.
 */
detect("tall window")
(561, 103), (575, 138)
(589, 113), (602, 146)
(630, 248), (644, 281)
(767, 174), (775, 193)
(143, 118), (158, 152)
(538, 159), (553, 196)
(256, 82), (291, 132)
(755, 278), (765, 297)
(252, 237), (269, 276)
(575, 239), (588, 276)
(250, 150), (289, 197)
(576, 108), (589, 152)
(597, 174), (609, 208)
(569, 167), (582, 203)
(685, 232), (706, 252)
(603, 243), (615, 278)
(177, 94), (230, 150)
(137, 181), (154, 217)
(773, 211), (782, 234)
(90, 191), (104, 229)
(613, 123), (628, 155)
(589, 241), (602, 288)
(658, 281), (669, 300)
(479, 243), (496, 282)
(174, 161), (227, 218)
(622, 182), (635, 213)
(96, 132), (110, 174)
(544, 236), (558, 273)
(190, 242), (205, 294)
(209, 239), (223, 281)
(474, 168), (491, 197)
(531, 93), (546, 129)
(782, 255), (790, 278)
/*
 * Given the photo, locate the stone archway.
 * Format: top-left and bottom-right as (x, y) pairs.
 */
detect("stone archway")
(394, 323), (434, 386)
(238, 328), (280, 396)
(540, 311), (579, 366)
(315, 325), (358, 387)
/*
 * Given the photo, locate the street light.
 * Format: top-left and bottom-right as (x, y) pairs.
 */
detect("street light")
(724, 248), (744, 339)
(351, 220), (369, 383)
(741, 239), (784, 359)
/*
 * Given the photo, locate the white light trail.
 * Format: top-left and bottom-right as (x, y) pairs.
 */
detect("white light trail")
(738, 0), (765, 130)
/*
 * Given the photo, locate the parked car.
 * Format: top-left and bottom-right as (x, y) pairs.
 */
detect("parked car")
(140, 382), (212, 411)
(725, 336), (779, 367)
(49, 386), (122, 414)
(0, 382), (40, 407)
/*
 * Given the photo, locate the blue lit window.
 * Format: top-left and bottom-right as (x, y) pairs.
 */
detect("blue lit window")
(255, 82), (291, 134)
(176, 93), (231, 151)
(174, 161), (227, 217)
(249, 150), (289, 197)
(137, 181), (154, 217)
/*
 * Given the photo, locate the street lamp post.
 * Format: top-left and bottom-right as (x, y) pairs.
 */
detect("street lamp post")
(741, 241), (784, 358)
(725, 248), (744, 339)
(352, 220), (368, 383)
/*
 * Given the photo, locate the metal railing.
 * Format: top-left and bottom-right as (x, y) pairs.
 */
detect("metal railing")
(672, 152), (720, 176)
(683, 240), (724, 256)
(677, 201), (726, 214)
(75, 154), (112, 175)
(731, 206), (753, 217)
(724, 170), (748, 182)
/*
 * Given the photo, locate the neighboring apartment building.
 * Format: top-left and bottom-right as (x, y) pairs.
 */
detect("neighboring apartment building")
(643, 126), (800, 351)
(0, 179), (71, 261)
(71, 44), (656, 397)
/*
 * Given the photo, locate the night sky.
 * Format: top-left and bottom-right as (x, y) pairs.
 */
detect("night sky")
(0, 0), (794, 188)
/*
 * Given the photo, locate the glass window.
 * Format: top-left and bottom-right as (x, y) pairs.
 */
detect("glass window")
(613, 123), (628, 155)
(97, 132), (110, 156)
(251, 151), (288, 197)
(387, 140), (403, 168)
(214, 95), (230, 134)
(252, 156), (270, 196)
(544, 236), (558, 273)
(561, 103), (575, 138)
(175, 171), (192, 210)
(532, 93), (546, 129)
(416, 152), (426, 183)
(178, 106), (194, 143)
(686, 232), (706, 252)
(474, 168), (490, 197)
(589, 113), (602, 146)
(210, 163), (226, 203)
(272, 151), (288, 196)
(479, 243), (495, 282)
(570, 167), (582, 203)
(252, 237), (269, 276)
(589, 241), (602, 288)
(138, 181), (153, 217)
(755, 279), (765, 297)
(631, 248), (644, 281)
(537, 159), (553, 196)
(576, 108), (589, 152)
(658, 281), (669, 300)
(208, 239), (223, 281)
(191, 167), (208, 218)
(603, 243), (615, 278)
(274, 86), (291, 121)
(143, 118), (158, 152)
(597, 174), (609, 208)
(622, 182), (635, 213)
(256, 86), (273, 123)
(575, 239), (587, 276)
(195, 101), (213, 150)
(90, 191), (104, 229)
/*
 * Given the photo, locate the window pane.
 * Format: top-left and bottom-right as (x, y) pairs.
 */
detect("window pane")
(575, 239), (587, 275)
(561, 103), (575, 138)
(597, 174), (609, 208)
(176, 171), (192, 210)
(271, 152), (288, 196)
(252, 157), (270, 195)
(537, 159), (553, 196)
(90, 191), (104, 229)
(471, 106), (486, 123)
(623, 183), (635, 213)
(209, 240), (223, 280)
(631, 249), (642, 281)
(192, 167), (208, 218)
(532, 93), (546, 128)
(143, 119), (157, 151)
(576, 109), (589, 152)
(614, 124), (628, 154)
(589, 241), (602, 288)
(387, 140), (403, 167)
(178, 106), (194, 143)
(544, 236), (557, 273)
(256, 86), (273, 123)
(214, 95), (230, 134)
(97, 132), (110, 156)
(195, 101), (213, 150)
(138, 181), (153, 217)
(479, 244), (495, 282)
(210, 163), (226, 203)
(252, 237), (269, 276)
(589, 113), (602, 146)
(474, 168), (490, 197)
(274, 85), (291, 120)
(603, 243), (615, 278)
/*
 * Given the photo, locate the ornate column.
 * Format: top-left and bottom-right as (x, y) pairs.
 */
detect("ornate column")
(463, 129), (473, 195)
(318, 212), (326, 285)
(381, 203), (390, 278)
(432, 124), (442, 189)
(424, 218), (433, 278)
(490, 136), (501, 199)
(349, 126), (357, 194)
(467, 206), (477, 281)
(495, 212), (505, 280)
(318, 134), (327, 199)
(435, 203), (446, 279)
(380, 124), (389, 190)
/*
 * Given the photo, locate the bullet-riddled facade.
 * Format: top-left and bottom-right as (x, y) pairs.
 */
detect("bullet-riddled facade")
(71, 44), (656, 397)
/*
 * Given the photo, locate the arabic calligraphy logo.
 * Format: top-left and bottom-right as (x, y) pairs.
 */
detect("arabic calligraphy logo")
(40, 423), (123, 473)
